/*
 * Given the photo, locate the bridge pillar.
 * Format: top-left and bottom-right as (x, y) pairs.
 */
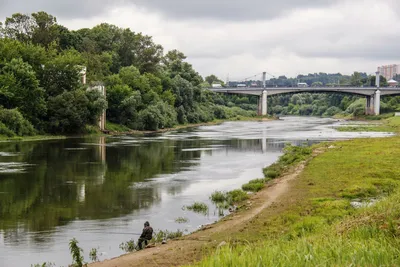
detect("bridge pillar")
(375, 71), (380, 88)
(262, 72), (266, 88)
(374, 90), (381, 115)
(262, 90), (268, 116)
(365, 95), (374, 115)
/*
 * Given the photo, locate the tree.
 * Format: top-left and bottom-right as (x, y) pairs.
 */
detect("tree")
(40, 50), (83, 97)
(205, 74), (221, 85)
(2, 13), (34, 42)
(47, 89), (90, 133)
(350, 72), (364, 86)
(0, 58), (46, 127)
(132, 33), (163, 74)
(31, 11), (59, 48)
(85, 89), (108, 125)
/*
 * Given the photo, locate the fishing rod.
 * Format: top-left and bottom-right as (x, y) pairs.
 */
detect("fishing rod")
(79, 231), (142, 235)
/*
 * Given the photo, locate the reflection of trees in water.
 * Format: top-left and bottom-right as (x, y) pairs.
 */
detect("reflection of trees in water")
(0, 137), (206, 241)
(0, 136), (316, 244)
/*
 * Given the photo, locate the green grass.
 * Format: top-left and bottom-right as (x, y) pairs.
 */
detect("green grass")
(152, 229), (184, 242)
(210, 191), (227, 203)
(0, 135), (66, 142)
(337, 116), (400, 133)
(105, 122), (132, 132)
(184, 202), (209, 215)
(241, 179), (266, 192)
(175, 217), (189, 223)
(187, 133), (400, 266)
(262, 144), (312, 179)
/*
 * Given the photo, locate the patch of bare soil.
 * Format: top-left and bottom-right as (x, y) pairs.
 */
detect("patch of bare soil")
(90, 164), (306, 267)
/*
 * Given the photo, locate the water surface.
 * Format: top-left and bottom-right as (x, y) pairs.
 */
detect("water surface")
(0, 117), (392, 266)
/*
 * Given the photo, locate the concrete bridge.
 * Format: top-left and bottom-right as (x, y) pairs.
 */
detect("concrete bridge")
(209, 73), (400, 116)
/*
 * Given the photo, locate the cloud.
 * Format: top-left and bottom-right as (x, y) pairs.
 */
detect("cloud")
(0, 0), (125, 19)
(2, 0), (400, 80)
(132, 0), (342, 21)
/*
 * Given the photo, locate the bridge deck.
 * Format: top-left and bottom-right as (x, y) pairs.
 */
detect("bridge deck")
(209, 87), (400, 96)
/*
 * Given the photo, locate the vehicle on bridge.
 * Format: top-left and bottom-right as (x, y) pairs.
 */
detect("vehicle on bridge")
(212, 83), (223, 88)
(237, 83), (247, 88)
(297, 82), (308, 88)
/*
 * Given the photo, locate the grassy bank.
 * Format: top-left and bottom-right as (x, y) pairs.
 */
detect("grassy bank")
(0, 135), (66, 142)
(106, 116), (274, 135)
(336, 116), (400, 133)
(187, 119), (400, 266)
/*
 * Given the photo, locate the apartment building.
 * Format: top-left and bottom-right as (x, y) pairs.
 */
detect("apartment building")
(378, 64), (400, 80)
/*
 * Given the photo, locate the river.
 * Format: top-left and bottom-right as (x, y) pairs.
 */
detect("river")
(0, 117), (393, 267)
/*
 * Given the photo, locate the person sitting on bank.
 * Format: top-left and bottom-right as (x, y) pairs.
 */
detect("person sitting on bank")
(137, 221), (153, 250)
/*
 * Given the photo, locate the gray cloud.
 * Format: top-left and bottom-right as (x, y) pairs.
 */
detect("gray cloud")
(133, 0), (341, 21)
(0, 0), (343, 21)
(0, 0), (124, 19)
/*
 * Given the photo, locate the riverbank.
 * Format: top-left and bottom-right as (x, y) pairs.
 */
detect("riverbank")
(0, 135), (66, 143)
(0, 116), (273, 142)
(91, 116), (400, 266)
(105, 116), (274, 136)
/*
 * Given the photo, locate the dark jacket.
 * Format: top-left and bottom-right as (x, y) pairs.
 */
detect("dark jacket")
(140, 226), (153, 240)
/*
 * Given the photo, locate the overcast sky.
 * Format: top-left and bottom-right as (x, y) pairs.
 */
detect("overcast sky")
(1, 0), (400, 81)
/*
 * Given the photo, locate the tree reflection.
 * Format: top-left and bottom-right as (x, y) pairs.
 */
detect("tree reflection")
(0, 136), (281, 244)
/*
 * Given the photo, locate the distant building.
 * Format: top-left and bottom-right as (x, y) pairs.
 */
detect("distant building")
(388, 79), (399, 87)
(378, 64), (400, 80)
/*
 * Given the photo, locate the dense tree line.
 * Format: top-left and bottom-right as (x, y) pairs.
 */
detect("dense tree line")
(268, 93), (400, 117)
(0, 12), (255, 136)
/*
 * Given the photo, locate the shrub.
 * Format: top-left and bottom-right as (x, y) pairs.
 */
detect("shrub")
(119, 240), (135, 252)
(226, 189), (249, 205)
(0, 108), (36, 136)
(242, 182), (264, 192)
(152, 230), (183, 242)
(0, 122), (15, 137)
(210, 191), (227, 203)
(184, 202), (209, 215)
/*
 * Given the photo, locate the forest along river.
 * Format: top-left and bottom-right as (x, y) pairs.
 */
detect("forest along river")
(0, 117), (393, 267)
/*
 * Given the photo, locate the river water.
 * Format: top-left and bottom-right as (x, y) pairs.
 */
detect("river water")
(0, 117), (393, 267)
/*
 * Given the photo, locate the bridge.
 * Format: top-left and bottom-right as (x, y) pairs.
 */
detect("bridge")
(209, 72), (400, 116)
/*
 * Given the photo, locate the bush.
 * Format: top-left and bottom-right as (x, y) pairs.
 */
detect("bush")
(138, 101), (177, 130)
(0, 108), (36, 136)
(264, 169), (279, 179)
(242, 182), (264, 192)
(210, 191), (227, 203)
(47, 90), (90, 134)
(184, 202), (209, 214)
(226, 189), (249, 205)
(0, 122), (15, 137)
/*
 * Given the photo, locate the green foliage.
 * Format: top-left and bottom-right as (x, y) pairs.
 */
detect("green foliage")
(31, 263), (55, 267)
(241, 179), (266, 192)
(263, 144), (312, 179)
(152, 229), (184, 243)
(0, 58), (46, 126)
(226, 189), (249, 205)
(89, 247), (99, 262)
(47, 90), (90, 133)
(175, 217), (189, 223)
(119, 240), (135, 253)
(210, 191), (227, 203)
(69, 238), (84, 267)
(184, 202), (209, 215)
(242, 182), (264, 192)
(344, 98), (365, 116)
(0, 108), (36, 136)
